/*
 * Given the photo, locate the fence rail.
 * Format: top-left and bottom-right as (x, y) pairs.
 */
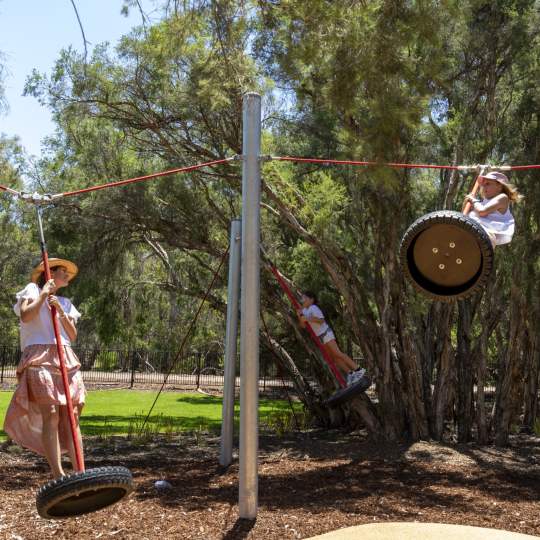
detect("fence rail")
(0, 344), (497, 395)
(0, 344), (296, 391)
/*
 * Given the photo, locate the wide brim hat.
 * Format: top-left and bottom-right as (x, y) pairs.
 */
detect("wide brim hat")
(31, 258), (79, 283)
(478, 171), (509, 186)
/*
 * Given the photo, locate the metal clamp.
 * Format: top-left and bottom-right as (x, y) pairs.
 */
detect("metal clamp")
(19, 192), (60, 205)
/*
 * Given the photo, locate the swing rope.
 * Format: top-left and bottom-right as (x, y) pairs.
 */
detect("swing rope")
(138, 247), (229, 434)
(2, 154), (538, 206)
(57, 157), (237, 198)
(271, 156), (540, 171)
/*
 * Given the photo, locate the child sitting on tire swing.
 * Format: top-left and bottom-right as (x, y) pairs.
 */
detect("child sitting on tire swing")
(297, 291), (370, 388)
(465, 171), (522, 246)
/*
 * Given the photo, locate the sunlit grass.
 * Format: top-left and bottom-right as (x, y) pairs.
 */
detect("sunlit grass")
(0, 389), (302, 440)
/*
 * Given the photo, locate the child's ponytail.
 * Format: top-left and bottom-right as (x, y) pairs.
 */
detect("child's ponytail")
(502, 183), (523, 204)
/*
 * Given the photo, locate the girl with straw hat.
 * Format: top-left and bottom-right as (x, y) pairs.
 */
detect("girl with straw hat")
(3, 258), (87, 479)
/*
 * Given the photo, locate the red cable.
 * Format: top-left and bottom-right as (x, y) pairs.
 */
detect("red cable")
(0, 184), (21, 197)
(274, 156), (461, 170)
(508, 164), (540, 170)
(274, 156), (540, 171)
(268, 264), (346, 388)
(58, 157), (235, 198)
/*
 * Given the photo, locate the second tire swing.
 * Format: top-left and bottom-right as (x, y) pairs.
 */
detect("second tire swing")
(33, 205), (133, 519)
(399, 170), (495, 302)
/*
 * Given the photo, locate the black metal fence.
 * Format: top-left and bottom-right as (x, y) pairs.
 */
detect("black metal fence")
(0, 344), (498, 396)
(0, 344), (295, 391)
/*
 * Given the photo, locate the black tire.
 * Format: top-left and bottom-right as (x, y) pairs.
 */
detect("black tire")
(399, 210), (494, 302)
(36, 466), (134, 519)
(325, 376), (372, 408)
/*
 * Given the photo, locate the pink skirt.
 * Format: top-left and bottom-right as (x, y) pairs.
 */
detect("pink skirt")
(3, 344), (86, 456)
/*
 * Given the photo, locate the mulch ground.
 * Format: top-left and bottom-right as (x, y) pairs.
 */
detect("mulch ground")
(1, 430), (540, 540)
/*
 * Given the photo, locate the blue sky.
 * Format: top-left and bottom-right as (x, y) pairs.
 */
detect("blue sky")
(0, 0), (154, 158)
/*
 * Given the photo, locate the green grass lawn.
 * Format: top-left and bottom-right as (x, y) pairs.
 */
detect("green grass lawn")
(0, 389), (302, 439)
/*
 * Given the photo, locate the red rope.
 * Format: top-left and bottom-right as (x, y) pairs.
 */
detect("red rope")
(273, 156), (540, 171)
(267, 264), (346, 389)
(40, 248), (85, 471)
(274, 156), (461, 170)
(0, 184), (21, 197)
(58, 157), (235, 198)
(507, 164), (540, 170)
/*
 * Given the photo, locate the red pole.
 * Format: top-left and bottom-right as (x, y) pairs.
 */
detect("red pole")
(36, 207), (85, 472)
(268, 264), (346, 388)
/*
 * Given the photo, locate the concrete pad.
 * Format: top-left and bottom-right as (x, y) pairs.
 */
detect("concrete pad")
(306, 522), (539, 540)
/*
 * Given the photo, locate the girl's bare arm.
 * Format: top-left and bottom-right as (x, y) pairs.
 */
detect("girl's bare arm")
(20, 292), (48, 323)
(469, 193), (509, 217)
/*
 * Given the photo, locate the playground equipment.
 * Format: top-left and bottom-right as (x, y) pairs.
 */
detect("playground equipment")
(2, 92), (539, 522)
(399, 169), (495, 302)
(31, 201), (133, 519)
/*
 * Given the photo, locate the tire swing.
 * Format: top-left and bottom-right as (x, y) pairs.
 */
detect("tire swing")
(324, 374), (372, 408)
(399, 170), (494, 302)
(33, 204), (133, 519)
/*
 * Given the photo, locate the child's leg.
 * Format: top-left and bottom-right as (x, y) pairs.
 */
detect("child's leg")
(324, 340), (358, 374)
(38, 404), (64, 479)
(59, 404), (85, 472)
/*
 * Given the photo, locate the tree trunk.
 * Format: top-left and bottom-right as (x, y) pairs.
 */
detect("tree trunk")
(493, 287), (526, 446)
(456, 300), (475, 442)
(428, 305), (456, 441)
(522, 333), (539, 433)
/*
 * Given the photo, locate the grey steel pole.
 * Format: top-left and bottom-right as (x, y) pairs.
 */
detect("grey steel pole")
(220, 218), (242, 467)
(239, 92), (261, 519)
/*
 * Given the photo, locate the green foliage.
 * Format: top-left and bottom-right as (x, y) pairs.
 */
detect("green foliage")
(1, 0), (540, 441)
(93, 351), (118, 371)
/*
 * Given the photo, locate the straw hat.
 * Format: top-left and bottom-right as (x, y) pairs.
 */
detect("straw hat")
(31, 258), (79, 283)
(479, 171), (509, 186)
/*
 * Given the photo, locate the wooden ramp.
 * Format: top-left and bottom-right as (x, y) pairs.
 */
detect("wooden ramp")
(306, 522), (539, 540)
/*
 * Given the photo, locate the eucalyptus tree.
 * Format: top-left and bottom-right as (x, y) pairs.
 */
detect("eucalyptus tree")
(24, 0), (540, 443)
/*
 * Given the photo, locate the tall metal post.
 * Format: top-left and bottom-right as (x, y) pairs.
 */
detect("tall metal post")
(220, 218), (242, 467)
(239, 92), (261, 519)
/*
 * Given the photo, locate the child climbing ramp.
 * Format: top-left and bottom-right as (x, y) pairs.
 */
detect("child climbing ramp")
(465, 171), (522, 247)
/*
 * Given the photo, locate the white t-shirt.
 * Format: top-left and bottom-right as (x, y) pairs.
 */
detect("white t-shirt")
(13, 283), (81, 350)
(301, 305), (329, 337)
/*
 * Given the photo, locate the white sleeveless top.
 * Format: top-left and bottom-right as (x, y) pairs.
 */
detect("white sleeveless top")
(469, 199), (515, 245)
(13, 283), (81, 350)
